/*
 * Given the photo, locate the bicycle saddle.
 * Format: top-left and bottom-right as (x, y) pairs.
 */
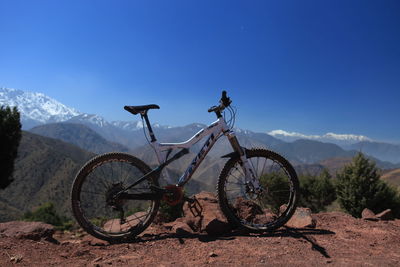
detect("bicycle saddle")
(124, 104), (160, 115)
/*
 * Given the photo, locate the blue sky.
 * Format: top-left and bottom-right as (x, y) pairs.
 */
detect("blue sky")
(1, 0), (399, 142)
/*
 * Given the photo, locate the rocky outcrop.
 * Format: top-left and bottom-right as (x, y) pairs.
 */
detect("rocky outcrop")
(362, 208), (393, 221)
(282, 206), (317, 228)
(165, 192), (319, 235)
(0, 221), (55, 241)
(164, 192), (232, 236)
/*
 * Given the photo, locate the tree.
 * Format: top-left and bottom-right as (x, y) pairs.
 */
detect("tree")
(298, 169), (336, 212)
(336, 152), (400, 218)
(0, 106), (22, 189)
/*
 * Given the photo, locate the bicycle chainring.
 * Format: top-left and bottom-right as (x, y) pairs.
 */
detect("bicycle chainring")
(162, 185), (184, 206)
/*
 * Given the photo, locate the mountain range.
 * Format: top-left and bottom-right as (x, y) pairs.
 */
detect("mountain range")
(2, 87), (400, 165)
(1, 87), (400, 222)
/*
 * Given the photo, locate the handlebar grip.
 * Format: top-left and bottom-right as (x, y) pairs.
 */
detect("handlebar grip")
(221, 90), (231, 107)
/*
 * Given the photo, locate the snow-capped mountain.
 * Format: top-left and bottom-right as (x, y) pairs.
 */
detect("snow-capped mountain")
(111, 121), (172, 131)
(0, 87), (81, 128)
(68, 113), (112, 128)
(111, 120), (144, 131)
(268, 129), (372, 146)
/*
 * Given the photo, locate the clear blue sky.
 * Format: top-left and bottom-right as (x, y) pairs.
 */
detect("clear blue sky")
(1, 0), (399, 142)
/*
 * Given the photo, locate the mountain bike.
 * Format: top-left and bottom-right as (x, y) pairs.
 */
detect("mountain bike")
(71, 91), (299, 242)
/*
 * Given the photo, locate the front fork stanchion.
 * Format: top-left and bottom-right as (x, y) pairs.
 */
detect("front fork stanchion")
(226, 131), (262, 193)
(240, 156), (262, 193)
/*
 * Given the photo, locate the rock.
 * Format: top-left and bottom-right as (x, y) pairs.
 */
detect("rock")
(81, 235), (108, 246)
(362, 208), (378, 221)
(0, 221), (55, 241)
(182, 191), (231, 236)
(376, 209), (393, 221)
(171, 221), (194, 236)
(234, 197), (263, 222)
(104, 211), (148, 232)
(209, 252), (218, 257)
(254, 212), (276, 225)
(284, 207), (316, 228)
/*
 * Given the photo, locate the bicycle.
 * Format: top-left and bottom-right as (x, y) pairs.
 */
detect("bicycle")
(71, 91), (299, 242)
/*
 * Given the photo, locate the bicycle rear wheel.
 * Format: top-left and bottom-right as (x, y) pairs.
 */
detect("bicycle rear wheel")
(217, 148), (299, 232)
(71, 152), (159, 242)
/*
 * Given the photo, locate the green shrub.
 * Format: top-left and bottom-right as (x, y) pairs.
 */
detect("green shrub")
(22, 202), (73, 230)
(260, 172), (292, 213)
(336, 152), (400, 218)
(298, 169), (336, 212)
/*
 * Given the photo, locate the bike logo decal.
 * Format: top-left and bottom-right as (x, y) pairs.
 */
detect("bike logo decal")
(178, 133), (215, 185)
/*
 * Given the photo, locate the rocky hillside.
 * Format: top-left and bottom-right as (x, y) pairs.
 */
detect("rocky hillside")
(30, 123), (130, 154)
(382, 168), (400, 187)
(0, 132), (94, 221)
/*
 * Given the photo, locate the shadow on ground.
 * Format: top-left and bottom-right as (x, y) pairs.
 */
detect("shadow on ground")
(122, 227), (335, 258)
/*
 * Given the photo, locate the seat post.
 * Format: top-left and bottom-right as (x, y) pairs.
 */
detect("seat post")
(141, 113), (157, 142)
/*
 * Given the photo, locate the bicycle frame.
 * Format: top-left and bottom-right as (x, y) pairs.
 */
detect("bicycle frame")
(147, 117), (260, 190)
(119, 109), (261, 198)
(150, 118), (227, 186)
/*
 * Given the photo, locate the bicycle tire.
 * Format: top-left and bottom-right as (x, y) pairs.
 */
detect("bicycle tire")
(71, 152), (160, 242)
(217, 148), (299, 232)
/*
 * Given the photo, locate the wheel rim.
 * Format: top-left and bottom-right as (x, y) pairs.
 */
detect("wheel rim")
(75, 158), (157, 237)
(223, 154), (296, 229)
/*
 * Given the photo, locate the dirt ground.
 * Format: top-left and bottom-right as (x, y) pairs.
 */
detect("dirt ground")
(1, 212), (400, 266)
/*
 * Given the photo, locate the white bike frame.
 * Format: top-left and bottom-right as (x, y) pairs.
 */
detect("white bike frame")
(147, 117), (261, 189)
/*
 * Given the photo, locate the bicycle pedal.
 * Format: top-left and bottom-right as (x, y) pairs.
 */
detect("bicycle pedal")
(186, 197), (203, 217)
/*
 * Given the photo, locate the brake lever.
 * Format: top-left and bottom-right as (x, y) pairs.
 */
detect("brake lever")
(208, 105), (218, 113)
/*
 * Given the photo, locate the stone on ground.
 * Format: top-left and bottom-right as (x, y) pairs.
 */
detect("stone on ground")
(376, 209), (393, 221)
(362, 208), (378, 221)
(0, 221), (55, 241)
(283, 207), (316, 228)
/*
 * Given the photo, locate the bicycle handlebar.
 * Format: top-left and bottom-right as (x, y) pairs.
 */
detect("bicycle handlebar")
(208, 90), (232, 114)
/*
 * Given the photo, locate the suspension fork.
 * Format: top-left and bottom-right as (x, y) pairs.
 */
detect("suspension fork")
(226, 132), (262, 192)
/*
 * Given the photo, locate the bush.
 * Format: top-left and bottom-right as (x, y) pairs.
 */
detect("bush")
(298, 169), (336, 212)
(260, 172), (293, 213)
(0, 106), (22, 189)
(22, 202), (73, 230)
(336, 152), (400, 218)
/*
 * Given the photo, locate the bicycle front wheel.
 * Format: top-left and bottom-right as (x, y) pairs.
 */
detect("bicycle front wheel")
(71, 152), (160, 242)
(217, 148), (299, 232)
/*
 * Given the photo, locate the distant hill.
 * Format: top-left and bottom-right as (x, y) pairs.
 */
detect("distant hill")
(349, 141), (400, 164)
(271, 139), (355, 164)
(0, 132), (94, 222)
(30, 123), (130, 154)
